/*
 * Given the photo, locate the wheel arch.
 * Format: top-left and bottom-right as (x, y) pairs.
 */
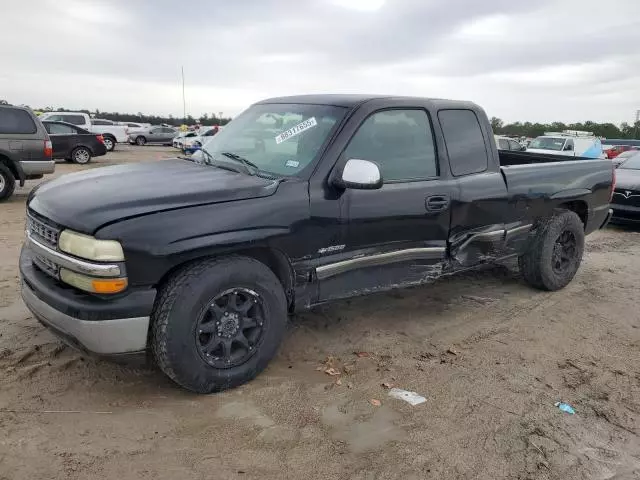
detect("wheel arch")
(155, 246), (296, 310)
(0, 152), (23, 185)
(556, 200), (588, 228)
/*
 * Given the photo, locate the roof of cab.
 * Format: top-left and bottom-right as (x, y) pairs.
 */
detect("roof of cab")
(256, 94), (481, 111)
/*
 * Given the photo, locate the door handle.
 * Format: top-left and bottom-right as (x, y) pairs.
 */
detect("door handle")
(425, 195), (450, 212)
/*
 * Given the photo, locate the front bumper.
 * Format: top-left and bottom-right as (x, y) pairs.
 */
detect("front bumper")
(20, 246), (156, 355)
(610, 204), (640, 224)
(19, 160), (55, 177)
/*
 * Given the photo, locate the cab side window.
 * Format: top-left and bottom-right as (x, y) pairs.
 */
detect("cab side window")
(343, 109), (438, 181)
(438, 109), (489, 176)
(564, 139), (574, 151)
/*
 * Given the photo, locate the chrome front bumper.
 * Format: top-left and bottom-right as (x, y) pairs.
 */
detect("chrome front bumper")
(21, 280), (149, 354)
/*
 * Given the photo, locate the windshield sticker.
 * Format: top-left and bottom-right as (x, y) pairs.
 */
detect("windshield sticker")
(285, 160), (300, 168)
(275, 117), (317, 144)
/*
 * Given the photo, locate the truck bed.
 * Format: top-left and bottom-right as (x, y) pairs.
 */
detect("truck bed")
(498, 150), (591, 166)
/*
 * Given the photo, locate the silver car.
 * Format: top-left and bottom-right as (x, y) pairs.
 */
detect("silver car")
(128, 126), (178, 146)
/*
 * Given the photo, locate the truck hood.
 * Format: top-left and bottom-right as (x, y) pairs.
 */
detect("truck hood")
(29, 159), (280, 233)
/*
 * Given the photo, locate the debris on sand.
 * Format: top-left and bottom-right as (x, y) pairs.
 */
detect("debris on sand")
(324, 367), (341, 376)
(354, 352), (370, 358)
(461, 295), (496, 304)
(388, 388), (426, 406)
(369, 399), (381, 407)
(554, 402), (575, 415)
(381, 382), (394, 389)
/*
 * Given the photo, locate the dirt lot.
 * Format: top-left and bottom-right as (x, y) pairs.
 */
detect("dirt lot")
(1, 146), (639, 479)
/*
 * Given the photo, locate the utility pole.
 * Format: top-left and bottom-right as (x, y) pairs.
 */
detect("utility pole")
(182, 66), (186, 125)
(635, 109), (640, 139)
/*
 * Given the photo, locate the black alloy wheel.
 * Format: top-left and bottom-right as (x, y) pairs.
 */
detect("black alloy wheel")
(195, 288), (266, 368)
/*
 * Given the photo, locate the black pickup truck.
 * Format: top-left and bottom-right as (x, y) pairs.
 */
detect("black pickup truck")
(20, 95), (614, 393)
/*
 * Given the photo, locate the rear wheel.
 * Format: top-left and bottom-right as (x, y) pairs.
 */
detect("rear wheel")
(135, 136), (146, 146)
(103, 136), (115, 151)
(519, 210), (585, 291)
(0, 163), (16, 201)
(151, 256), (287, 393)
(71, 146), (92, 164)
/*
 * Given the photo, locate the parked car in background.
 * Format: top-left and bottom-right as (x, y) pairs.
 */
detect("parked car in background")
(527, 131), (604, 158)
(128, 125), (178, 146)
(39, 112), (127, 152)
(611, 149), (640, 168)
(183, 126), (221, 151)
(42, 121), (107, 164)
(605, 144), (638, 159)
(20, 94), (613, 392)
(610, 152), (640, 224)
(0, 104), (54, 201)
(495, 135), (525, 151)
(118, 122), (151, 129)
(173, 130), (198, 149)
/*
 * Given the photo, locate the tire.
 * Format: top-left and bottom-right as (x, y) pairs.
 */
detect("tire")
(0, 163), (16, 201)
(71, 146), (92, 164)
(151, 256), (287, 393)
(519, 210), (585, 291)
(103, 136), (115, 151)
(135, 136), (146, 146)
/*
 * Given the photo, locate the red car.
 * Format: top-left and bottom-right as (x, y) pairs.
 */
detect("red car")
(605, 145), (638, 159)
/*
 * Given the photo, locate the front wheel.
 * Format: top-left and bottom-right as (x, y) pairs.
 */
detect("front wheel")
(151, 256), (287, 393)
(71, 147), (92, 164)
(519, 210), (585, 291)
(135, 136), (146, 146)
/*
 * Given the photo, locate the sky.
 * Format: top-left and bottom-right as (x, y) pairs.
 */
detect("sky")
(1, 0), (639, 124)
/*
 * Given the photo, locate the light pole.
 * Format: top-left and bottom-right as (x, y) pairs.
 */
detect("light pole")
(182, 66), (186, 124)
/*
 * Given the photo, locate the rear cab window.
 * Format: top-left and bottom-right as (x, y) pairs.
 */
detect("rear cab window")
(0, 108), (37, 134)
(438, 109), (489, 176)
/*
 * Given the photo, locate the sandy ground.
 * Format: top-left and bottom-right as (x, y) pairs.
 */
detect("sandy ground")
(0, 146), (639, 479)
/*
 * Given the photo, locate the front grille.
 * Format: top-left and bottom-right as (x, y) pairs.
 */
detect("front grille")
(27, 213), (60, 248)
(612, 189), (640, 207)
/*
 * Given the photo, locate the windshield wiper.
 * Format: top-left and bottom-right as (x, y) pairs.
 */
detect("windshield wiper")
(196, 148), (247, 174)
(220, 152), (259, 174)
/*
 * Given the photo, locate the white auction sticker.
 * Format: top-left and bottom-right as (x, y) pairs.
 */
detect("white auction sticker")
(275, 117), (317, 144)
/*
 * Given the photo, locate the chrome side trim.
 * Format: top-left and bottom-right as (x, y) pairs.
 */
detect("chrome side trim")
(22, 283), (148, 354)
(505, 224), (532, 239)
(26, 232), (122, 277)
(316, 247), (445, 280)
(455, 229), (505, 252)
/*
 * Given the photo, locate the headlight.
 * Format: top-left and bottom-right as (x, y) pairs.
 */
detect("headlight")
(59, 230), (124, 261)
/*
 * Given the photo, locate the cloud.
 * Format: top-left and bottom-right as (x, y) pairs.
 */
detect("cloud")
(0, 0), (638, 124)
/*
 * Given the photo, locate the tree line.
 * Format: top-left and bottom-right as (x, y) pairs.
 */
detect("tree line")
(32, 106), (232, 127)
(490, 117), (640, 139)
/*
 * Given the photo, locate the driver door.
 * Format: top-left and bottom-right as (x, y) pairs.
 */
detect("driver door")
(317, 105), (454, 301)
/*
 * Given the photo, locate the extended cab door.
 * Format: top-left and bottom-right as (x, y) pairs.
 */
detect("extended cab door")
(316, 101), (455, 301)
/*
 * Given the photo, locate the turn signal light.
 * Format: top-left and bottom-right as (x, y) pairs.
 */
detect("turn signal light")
(96, 135), (105, 144)
(92, 278), (128, 294)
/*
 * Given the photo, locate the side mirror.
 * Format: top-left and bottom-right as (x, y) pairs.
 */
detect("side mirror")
(334, 159), (383, 190)
(564, 144), (573, 151)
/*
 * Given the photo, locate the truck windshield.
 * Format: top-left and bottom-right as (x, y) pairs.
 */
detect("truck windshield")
(201, 103), (346, 176)
(529, 137), (566, 151)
